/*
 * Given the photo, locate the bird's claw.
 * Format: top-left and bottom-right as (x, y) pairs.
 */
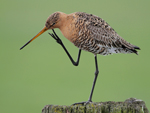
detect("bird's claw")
(72, 100), (92, 106)
(48, 32), (63, 45)
(56, 37), (63, 45)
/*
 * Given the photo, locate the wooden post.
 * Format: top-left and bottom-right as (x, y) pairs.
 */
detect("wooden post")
(42, 98), (149, 113)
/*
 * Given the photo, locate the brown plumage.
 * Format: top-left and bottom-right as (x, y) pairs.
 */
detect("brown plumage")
(20, 12), (140, 55)
(73, 12), (140, 55)
(47, 12), (140, 55)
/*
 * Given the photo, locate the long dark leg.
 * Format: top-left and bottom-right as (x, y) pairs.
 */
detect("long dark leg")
(48, 29), (81, 66)
(72, 55), (99, 105)
(88, 55), (99, 102)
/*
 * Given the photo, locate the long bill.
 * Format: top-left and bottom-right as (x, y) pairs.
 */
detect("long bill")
(20, 26), (48, 50)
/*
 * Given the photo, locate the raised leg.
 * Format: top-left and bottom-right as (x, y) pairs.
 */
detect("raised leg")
(48, 29), (81, 66)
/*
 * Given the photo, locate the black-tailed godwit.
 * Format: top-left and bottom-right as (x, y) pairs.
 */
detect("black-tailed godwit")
(20, 12), (140, 104)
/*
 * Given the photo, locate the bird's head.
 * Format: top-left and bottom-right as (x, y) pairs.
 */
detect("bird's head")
(45, 12), (61, 29)
(20, 12), (63, 50)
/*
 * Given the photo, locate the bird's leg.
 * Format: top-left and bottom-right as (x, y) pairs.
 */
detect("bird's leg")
(72, 55), (99, 105)
(88, 55), (99, 102)
(48, 29), (81, 66)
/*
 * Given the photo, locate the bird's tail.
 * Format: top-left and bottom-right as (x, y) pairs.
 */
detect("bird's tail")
(130, 45), (140, 55)
(123, 44), (140, 55)
(121, 40), (140, 55)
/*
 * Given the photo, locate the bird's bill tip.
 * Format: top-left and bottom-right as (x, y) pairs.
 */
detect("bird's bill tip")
(20, 26), (48, 50)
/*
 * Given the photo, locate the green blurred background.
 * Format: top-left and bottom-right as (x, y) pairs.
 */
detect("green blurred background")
(0, 0), (150, 112)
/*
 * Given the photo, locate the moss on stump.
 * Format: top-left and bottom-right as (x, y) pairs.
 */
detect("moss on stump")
(42, 98), (149, 113)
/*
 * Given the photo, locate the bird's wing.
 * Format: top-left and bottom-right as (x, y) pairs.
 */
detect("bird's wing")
(76, 12), (134, 49)
(85, 16), (132, 49)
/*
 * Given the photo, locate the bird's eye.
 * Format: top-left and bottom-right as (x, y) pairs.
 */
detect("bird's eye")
(45, 22), (48, 27)
(52, 23), (55, 26)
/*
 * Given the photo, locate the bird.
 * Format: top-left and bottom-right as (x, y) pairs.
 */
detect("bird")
(20, 12), (140, 104)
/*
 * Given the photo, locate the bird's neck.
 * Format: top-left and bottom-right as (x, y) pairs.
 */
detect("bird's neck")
(58, 13), (77, 43)
(56, 13), (68, 29)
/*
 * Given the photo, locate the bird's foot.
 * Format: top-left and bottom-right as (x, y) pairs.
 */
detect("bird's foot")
(72, 100), (92, 106)
(48, 32), (63, 45)
(48, 29), (63, 45)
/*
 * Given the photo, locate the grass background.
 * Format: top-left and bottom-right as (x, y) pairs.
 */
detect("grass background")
(0, 0), (150, 112)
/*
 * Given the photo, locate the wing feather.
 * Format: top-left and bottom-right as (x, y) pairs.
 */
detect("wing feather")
(75, 12), (140, 54)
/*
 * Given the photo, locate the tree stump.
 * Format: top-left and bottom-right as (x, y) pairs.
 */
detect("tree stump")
(42, 98), (149, 113)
